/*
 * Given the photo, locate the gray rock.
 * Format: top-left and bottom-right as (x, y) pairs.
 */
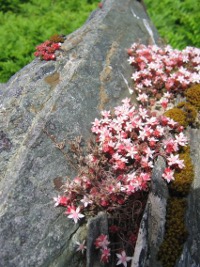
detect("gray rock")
(131, 128), (200, 267)
(0, 0), (159, 266)
(131, 157), (168, 267)
(176, 128), (200, 267)
(86, 212), (109, 267)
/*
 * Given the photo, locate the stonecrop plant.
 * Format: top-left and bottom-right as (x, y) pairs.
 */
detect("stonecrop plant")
(53, 43), (199, 266)
(54, 100), (187, 265)
(128, 43), (200, 109)
(34, 34), (65, 61)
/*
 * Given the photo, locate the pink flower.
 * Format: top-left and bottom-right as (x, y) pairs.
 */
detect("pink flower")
(124, 182), (138, 194)
(163, 138), (178, 154)
(126, 145), (138, 159)
(100, 247), (111, 263)
(116, 250), (132, 267)
(94, 234), (110, 249)
(144, 147), (154, 159)
(160, 98), (169, 109)
(141, 156), (154, 169)
(175, 132), (188, 147)
(162, 167), (175, 182)
(80, 196), (93, 207)
(76, 240), (86, 254)
(137, 93), (148, 103)
(140, 172), (151, 181)
(167, 154), (185, 169)
(163, 92), (172, 99)
(53, 195), (69, 207)
(66, 206), (85, 224)
(138, 129), (147, 141)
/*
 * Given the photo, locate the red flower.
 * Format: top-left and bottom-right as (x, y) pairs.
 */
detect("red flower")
(109, 225), (120, 233)
(100, 248), (111, 263)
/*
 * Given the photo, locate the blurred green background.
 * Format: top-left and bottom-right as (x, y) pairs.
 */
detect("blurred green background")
(0, 0), (199, 83)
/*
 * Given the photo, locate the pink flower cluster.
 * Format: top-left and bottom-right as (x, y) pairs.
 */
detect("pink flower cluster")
(34, 40), (61, 61)
(94, 234), (132, 266)
(94, 234), (111, 263)
(92, 98), (187, 184)
(128, 43), (200, 107)
(52, 40), (198, 265)
(54, 98), (187, 225)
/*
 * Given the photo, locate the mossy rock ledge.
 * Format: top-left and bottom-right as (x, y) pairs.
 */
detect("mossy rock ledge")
(0, 0), (199, 267)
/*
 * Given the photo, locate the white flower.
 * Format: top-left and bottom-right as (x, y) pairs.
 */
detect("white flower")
(116, 251), (132, 267)
(76, 240), (86, 254)
(80, 196), (93, 207)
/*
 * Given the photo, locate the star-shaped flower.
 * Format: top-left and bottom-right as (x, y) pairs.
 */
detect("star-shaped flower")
(94, 234), (110, 249)
(162, 167), (175, 182)
(116, 250), (132, 267)
(76, 240), (86, 254)
(66, 206), (85, 224)
(167, 154), (185, 169)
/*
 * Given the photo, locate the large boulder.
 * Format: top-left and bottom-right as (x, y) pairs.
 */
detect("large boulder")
(0, 0), (159, 266)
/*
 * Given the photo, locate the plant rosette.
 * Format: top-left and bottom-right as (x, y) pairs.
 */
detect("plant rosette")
(34, 35), (64, 61)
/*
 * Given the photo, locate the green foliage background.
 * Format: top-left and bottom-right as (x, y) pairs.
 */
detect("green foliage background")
(0, 0), (99, 82)
(144, 0), (200, 49)
(0, 0), (199, 83)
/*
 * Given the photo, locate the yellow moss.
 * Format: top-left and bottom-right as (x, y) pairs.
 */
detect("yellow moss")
(165, 101), (198, 127)
(49, 34), (65, 43)
(157, 198), (188, 267)
(158, 146), (194, 267)
(164, 107), (188, 127)
(169, 146), (194, 196)
(185, 84), (200, 110)
(176, 101), (198, 125)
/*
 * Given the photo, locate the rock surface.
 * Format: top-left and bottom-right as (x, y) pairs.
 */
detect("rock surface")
(131, 157), (168, 267)
(131, 128), (200, 267)
(176, 128), (200, 267)
(0, 0), (160, 266)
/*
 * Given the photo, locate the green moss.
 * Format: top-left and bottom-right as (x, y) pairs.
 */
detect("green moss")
(185, 84), (200, 110)
(0, 0), (99, 82)
(144, 0), (200, 49)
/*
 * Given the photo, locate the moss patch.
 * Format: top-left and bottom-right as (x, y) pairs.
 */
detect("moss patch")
(157, 197), (188, 267)
(164, 100), (198, 127)
(185, 84), (200, 110)
(169, 146), (194, 196)
(164, 107), (187, 127)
